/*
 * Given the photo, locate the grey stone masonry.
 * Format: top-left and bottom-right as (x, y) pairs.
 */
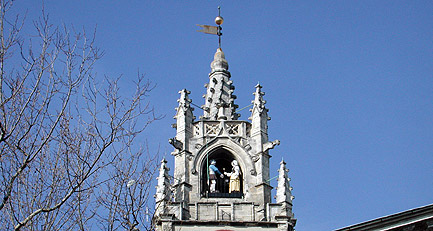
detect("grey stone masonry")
(153, 48), (296, 231)
(202, 48), (239, 120)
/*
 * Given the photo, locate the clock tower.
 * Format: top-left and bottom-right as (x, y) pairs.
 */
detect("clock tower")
(153, 11), (295, 231)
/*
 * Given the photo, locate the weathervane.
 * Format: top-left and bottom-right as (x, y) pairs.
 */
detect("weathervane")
(197, 6), (224, 48)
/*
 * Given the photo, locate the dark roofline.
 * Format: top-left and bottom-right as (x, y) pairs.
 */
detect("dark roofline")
(335, 204), (433, 231)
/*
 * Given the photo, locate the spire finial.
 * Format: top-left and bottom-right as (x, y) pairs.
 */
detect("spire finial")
(215, 6), (223, 48)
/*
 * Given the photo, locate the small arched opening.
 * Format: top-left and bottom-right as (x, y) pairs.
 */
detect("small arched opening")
(200, 147), (243, 198)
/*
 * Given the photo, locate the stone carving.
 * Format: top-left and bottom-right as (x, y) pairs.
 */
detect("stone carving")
(251, 154), (260, 162)
(226, 123), (239, 135)
(246, 125), (251, 136)
(168, 138), (183, 151)
(194, 125), (200, 136)
(195, 143), (202, 149)
(263, 139), (280, 152)
(205, 123), (220, 135)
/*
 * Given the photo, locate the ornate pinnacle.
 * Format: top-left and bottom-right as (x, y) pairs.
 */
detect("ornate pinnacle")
(252, 83), (267, 113)
(177, 89), (192, 109)
(202, 48), (238, 120)
(174, 89), (194, 118)
(249, 84), (270, 122)
(276, 159), (294, 204)
(155, 158), (171, 203)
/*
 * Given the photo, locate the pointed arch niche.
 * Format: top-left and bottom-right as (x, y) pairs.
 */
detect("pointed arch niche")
(192, 138), (255, 198)
(198, 145), (246, 198)
(192, 137), (256, 199)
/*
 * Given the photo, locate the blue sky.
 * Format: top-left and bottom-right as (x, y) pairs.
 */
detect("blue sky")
(16, 1), (433, 230)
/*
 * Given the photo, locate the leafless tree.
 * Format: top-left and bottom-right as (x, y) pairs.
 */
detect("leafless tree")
(0, 1), (160, 230)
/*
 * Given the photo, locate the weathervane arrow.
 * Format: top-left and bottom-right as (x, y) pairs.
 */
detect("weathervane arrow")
(196, 6), (224, 48)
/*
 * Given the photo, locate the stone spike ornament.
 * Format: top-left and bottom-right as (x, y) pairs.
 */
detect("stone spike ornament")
(154, 158), (172, 217)
(201, 48), (239, 120)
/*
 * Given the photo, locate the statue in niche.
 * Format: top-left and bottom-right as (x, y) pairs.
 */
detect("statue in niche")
(209, 159), (224, 193)
(224, 160), (241, 193)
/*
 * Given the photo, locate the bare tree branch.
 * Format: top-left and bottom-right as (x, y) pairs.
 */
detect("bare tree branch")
(0, 1), (161, 230)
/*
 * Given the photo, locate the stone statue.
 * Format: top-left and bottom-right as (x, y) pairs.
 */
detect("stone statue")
(224, 160), (241, 193)
(209, 159), (223, 193)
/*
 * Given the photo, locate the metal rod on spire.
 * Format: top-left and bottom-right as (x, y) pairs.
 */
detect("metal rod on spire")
(215, 6), (224, 48)
(197, 7), (224, 48)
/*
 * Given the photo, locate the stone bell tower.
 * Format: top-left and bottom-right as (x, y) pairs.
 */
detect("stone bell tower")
(153, 12), (295, 231)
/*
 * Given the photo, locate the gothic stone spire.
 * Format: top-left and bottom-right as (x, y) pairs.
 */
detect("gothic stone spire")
(201, 48), (239, 120)
(173, 89), (194, 151)
(154, 158), (172, 217)
(174, 89), (194, 121)
(275, 159), (295, 223)
(250, 83), (270, 121)
(276, 159), (294, 204)
(249, 83), (271, 151)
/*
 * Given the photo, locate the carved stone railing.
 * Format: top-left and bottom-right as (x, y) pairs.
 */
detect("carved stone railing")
(192, 120), (251, 138)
